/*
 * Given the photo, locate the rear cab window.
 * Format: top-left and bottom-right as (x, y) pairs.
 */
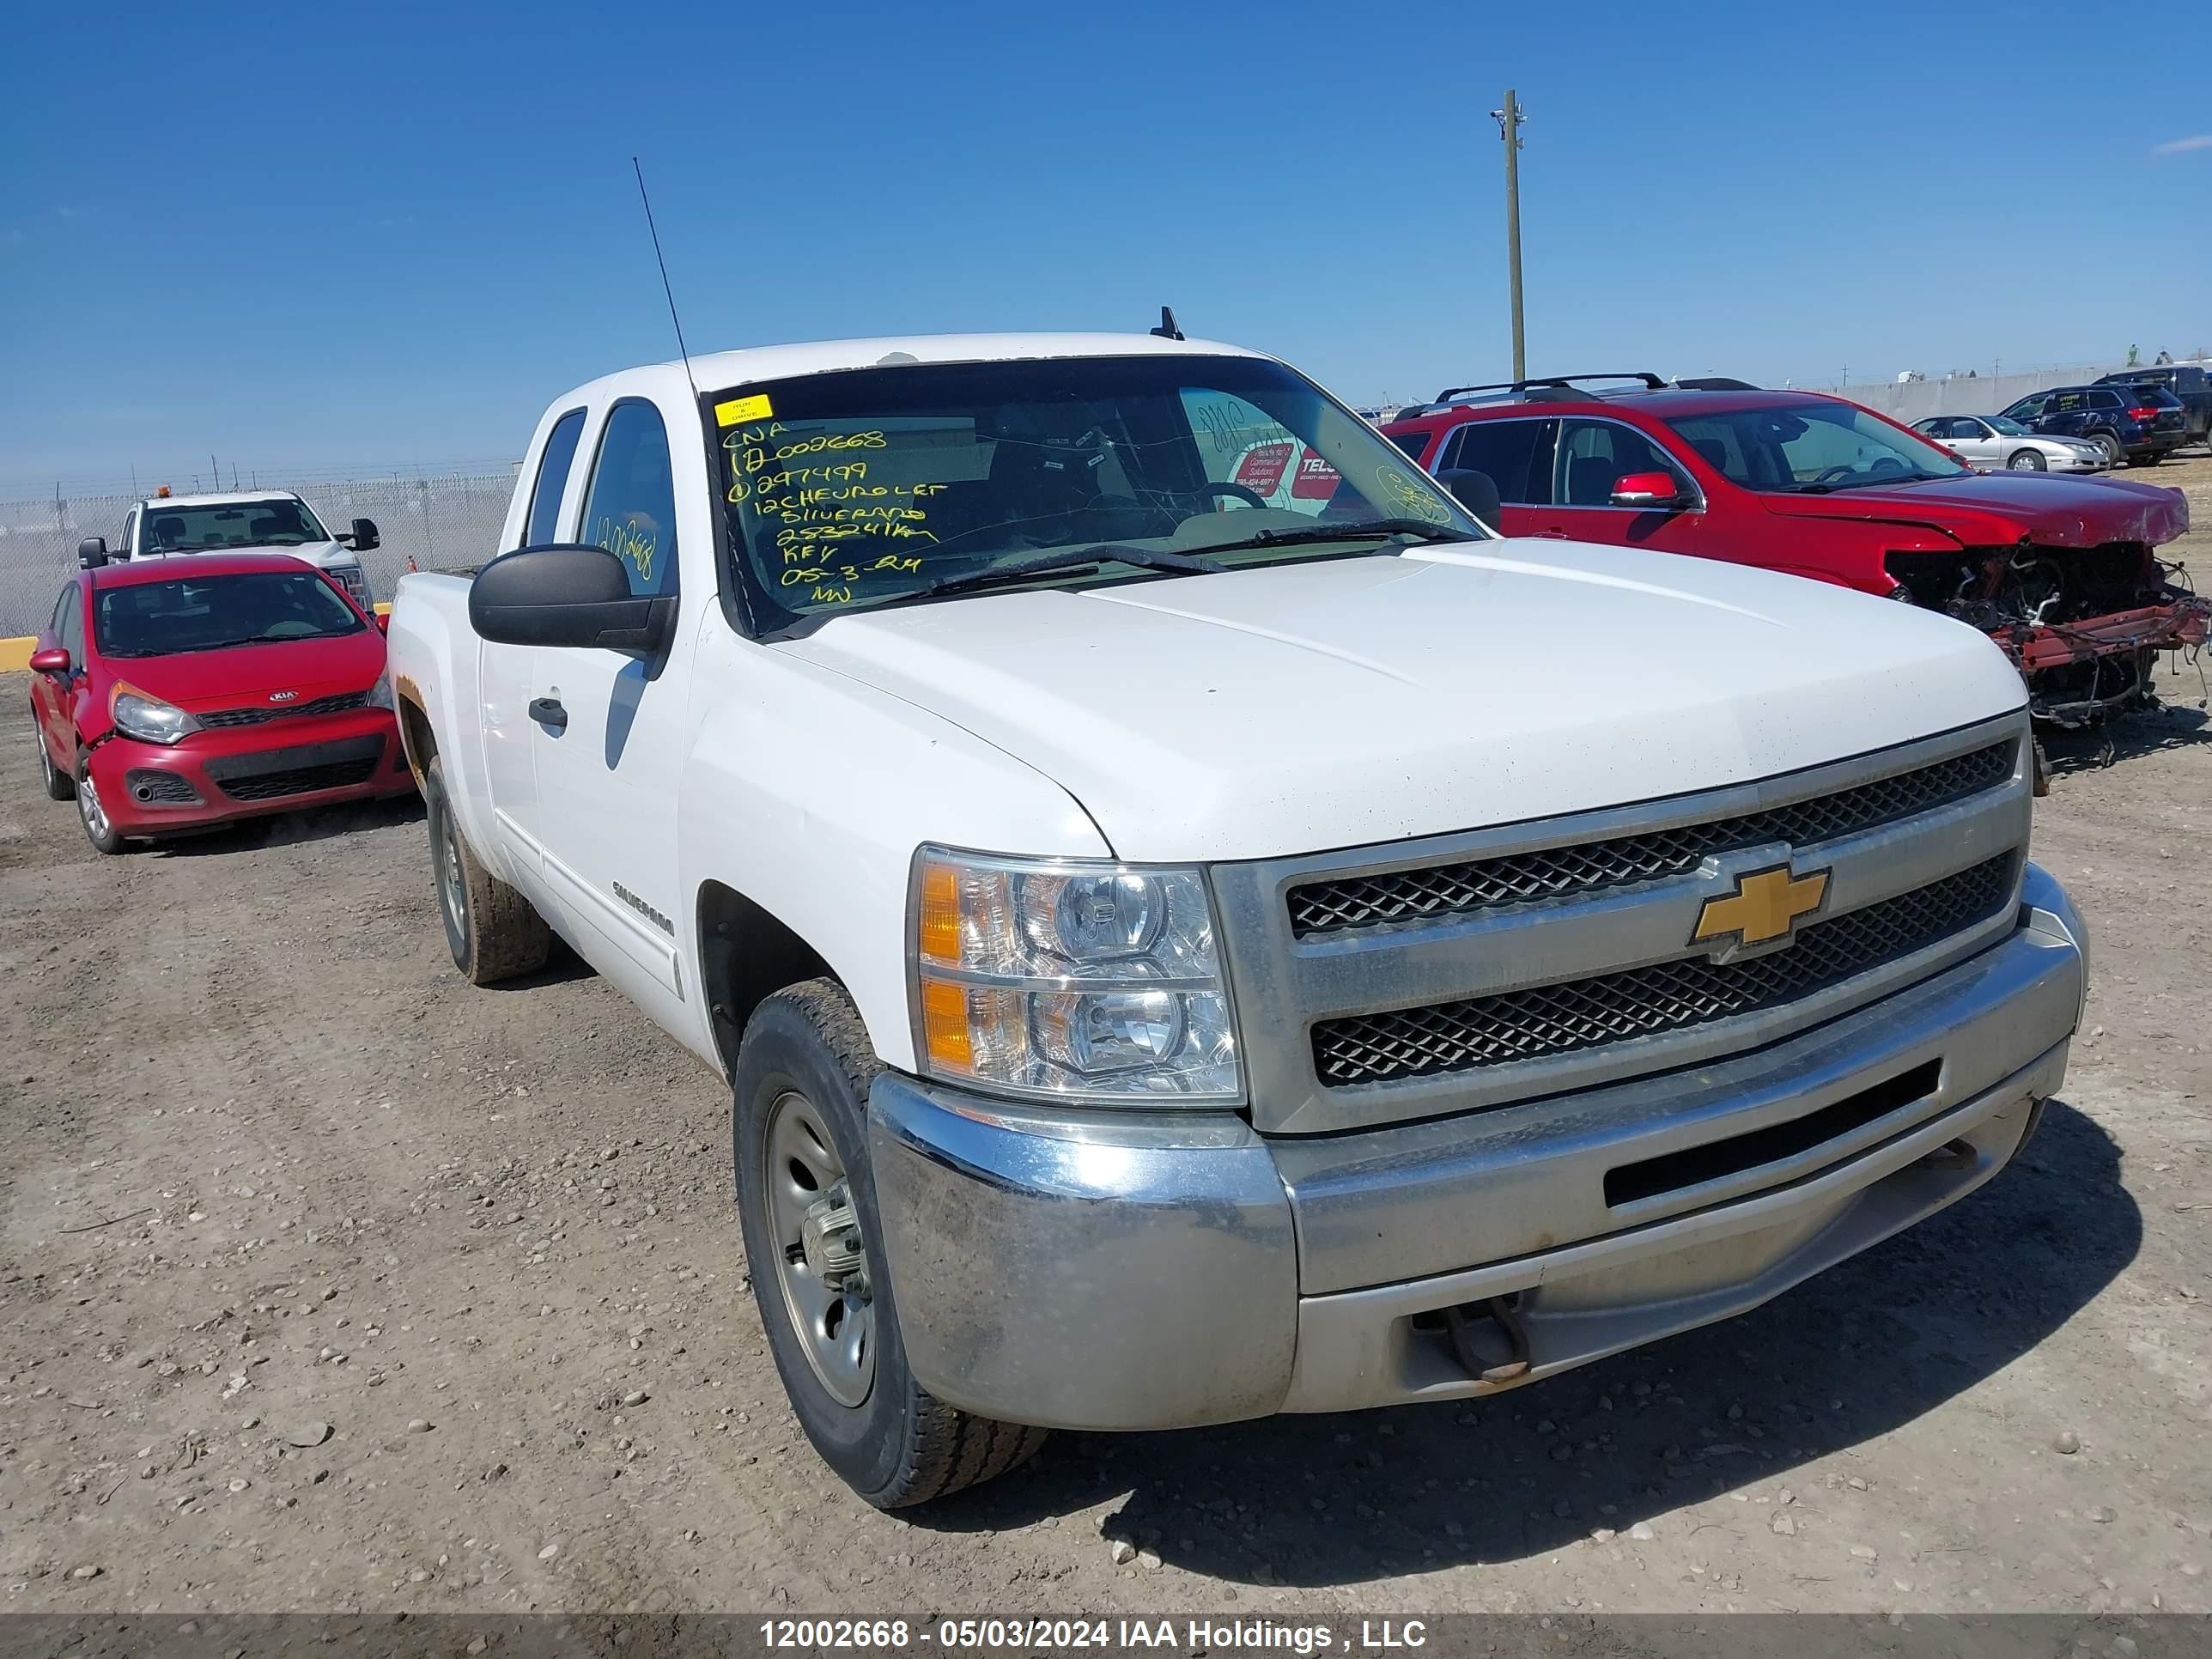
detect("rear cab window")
(523, 409), (588, 549)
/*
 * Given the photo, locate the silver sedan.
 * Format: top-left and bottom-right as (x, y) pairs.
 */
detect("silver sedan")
(1911, 415), (2109, 472)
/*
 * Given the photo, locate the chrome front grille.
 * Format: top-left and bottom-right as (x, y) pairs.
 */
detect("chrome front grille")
(1288, 738), (2015, 937)
(1311, 854), (2014, 1088)
(1207, 714), (2036, 1135)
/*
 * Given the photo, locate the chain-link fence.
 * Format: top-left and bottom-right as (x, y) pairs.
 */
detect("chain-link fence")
(0, 469), (518, 635)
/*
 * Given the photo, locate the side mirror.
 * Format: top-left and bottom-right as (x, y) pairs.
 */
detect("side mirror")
(77, 537), (108, 569)
(29, 646), (71, 676)
(468, 544), (675, 653)
(1609, 471), (1684, 508)
(374, 611), (390, 635)
(343, 517), (381, 552)
(1436, 467), (1501, 526)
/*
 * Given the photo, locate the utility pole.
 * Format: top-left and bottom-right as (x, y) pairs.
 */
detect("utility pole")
(1492, 90), (1527, 380)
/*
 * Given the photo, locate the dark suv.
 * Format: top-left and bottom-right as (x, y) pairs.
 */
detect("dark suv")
(2001, 384), (2186, 466)
(2094, 365), (2212, 447)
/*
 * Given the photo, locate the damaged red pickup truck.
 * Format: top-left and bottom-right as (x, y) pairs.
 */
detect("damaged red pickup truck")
(1386, 378), (2205, 726)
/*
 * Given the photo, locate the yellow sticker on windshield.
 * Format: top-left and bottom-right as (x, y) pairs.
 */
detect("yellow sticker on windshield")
(715, 393), (774, 426)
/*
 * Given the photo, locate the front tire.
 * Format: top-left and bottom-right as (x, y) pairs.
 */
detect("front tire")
(2087, 429), (2123, 466)
(422, 757), (550, 984)
(76, 761), (126, 854)
(2007, 448), (2046, 471)
(733, 979), (1047, 1508)
(36, 720), (75, 801)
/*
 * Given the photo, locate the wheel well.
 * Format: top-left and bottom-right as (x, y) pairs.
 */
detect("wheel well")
(396, 693), (436, 780)
(697, 881), (837, 1075)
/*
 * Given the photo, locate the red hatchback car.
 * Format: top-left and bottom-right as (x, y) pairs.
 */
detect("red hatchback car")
(1384, 375), (2204, 725)
(26, 553), (413, 853)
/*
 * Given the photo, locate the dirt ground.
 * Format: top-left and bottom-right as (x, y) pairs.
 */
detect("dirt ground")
(3, 459), (2209, 1622)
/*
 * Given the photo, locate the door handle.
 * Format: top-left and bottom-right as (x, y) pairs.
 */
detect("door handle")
(528, 696), (568, 732)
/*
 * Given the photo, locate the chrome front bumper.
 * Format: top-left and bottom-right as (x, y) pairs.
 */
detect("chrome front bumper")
(867, 865), (2087, 1432)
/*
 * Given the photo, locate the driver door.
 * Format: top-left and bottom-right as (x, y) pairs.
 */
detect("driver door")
(1947, 417), (1999, 467)
(1536, 417), (1705, 553)
(525, 398), (690, 1015)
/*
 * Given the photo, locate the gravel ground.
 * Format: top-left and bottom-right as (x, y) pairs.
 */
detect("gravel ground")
(2, 461), (2208, 1620)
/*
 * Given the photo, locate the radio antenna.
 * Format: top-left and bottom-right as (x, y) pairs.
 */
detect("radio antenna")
(633, 156), (699, 398)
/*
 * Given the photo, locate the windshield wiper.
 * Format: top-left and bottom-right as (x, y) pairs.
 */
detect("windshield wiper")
(1190, 518), (1468, 554)
(879, 544), (1228, 607)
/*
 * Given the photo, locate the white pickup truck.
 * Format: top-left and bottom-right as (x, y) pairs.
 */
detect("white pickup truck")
(387, 333), (2088, 1509)
(77, 489), (383, 613)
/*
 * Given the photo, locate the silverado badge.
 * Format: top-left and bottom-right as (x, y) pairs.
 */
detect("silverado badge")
(1693, 864), (1829, 951)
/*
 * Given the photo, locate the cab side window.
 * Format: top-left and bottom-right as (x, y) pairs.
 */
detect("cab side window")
(119, 509), (138, 556)
(578, 401), (680, 598)
(522, 408), (588, 550)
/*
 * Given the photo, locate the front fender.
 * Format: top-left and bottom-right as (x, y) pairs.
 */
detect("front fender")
(675, 632), (1109, 1071)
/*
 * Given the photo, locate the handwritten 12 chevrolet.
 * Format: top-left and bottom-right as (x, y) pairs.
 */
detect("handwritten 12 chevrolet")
(385, 333), (2088, 1507)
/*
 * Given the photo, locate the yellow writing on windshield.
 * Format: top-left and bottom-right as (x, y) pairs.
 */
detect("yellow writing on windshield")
(726, 424), (944, 607)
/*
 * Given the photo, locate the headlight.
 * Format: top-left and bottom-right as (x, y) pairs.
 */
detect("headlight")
(365, 672), (396, 710)
(910, 848), (1239, 1103)
(111, 686), (202, 744)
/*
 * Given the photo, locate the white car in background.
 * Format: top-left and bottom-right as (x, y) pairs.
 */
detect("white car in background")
(76, 490), (382, 611)
(1911, 416), (2108, 474)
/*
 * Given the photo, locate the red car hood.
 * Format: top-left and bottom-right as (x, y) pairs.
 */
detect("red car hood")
(1761, 472), (2188, 549)
(106, 630), (386, 713)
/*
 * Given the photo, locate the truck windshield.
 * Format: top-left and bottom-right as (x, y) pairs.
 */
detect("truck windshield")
(94, 569), (365, 657)
(1661, 401), (1968, 493)
(710, 354), (1485, 629)
(143, 499), (329, 551)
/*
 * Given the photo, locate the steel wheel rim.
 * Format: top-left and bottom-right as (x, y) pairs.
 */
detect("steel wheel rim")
(438, 810), (466, 933)
(763, 1089), (875, 1407)
(78, 770), (108, 841)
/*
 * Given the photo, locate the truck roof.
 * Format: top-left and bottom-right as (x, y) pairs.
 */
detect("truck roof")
(568, 331), (1267, 405)
(138, 489), (307, 510)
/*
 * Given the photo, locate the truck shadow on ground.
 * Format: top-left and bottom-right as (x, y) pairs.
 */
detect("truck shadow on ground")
(919, 1097), (2137, 1586)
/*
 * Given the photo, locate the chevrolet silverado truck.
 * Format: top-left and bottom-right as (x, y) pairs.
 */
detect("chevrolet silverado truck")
(386, 334), (2089, 1509)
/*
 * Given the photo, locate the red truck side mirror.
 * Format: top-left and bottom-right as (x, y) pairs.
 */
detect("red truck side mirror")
(1610, 471), (1684, 508)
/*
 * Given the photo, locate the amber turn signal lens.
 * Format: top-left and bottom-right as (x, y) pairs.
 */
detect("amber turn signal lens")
(919, 977), (973, 1071)
(918, 860), (963, 966)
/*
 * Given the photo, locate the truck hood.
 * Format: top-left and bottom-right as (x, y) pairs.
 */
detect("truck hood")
(781, 539), (2026, 862)
(1759, 472), (2187, 550)
(107, 629), (386, 714)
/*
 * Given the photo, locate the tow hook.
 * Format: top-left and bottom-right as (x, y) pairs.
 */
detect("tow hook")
(800, 1179), (867, 1295)
(1445, 1296), (1532, 1383)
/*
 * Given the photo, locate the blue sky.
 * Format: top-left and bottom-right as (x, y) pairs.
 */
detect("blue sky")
(3, 0), (2207, 492)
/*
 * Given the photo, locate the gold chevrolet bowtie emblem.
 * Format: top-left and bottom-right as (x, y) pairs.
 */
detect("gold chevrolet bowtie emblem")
(1693, 865), (1830, 949)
